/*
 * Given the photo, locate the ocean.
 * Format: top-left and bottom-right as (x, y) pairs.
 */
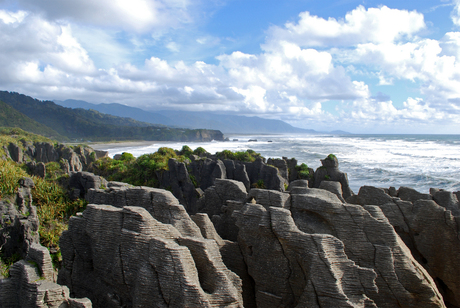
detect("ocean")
(97, 134), (460, 194)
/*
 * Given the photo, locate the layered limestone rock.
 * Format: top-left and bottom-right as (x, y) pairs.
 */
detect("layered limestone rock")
(355, 186), (460, 308)
(289, 188), (444, 308)
(0, 178), (39, 259)
(314, 155), (354, 199)
(0, 178), (91, 307)
(233, 203), (378, 308)
(58, 204), (243, 308)
(196, 179), (248, 241)
(5, 141), (96, 174)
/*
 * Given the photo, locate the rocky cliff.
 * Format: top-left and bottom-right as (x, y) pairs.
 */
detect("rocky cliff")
(2, 152), (460, 308)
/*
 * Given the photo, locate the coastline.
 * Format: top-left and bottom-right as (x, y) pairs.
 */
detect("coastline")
(88, 140), (164, 151)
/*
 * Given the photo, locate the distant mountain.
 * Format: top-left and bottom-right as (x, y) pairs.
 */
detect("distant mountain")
(0, 100), (64, 139)
(0, 91), (223, 142)
(54, 99), (317, 134)
(54, 99), (174, 126)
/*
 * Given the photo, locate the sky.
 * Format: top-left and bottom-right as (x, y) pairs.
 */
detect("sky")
(0, 0), (460, 134)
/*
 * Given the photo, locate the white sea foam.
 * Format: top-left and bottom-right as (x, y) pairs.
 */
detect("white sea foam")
(102, 134), (460, 194)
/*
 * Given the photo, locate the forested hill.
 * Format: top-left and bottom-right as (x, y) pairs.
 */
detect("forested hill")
(0, 100), (64, 140)
(0, 91), (223, 142)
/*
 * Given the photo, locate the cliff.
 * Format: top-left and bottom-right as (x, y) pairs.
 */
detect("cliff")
(1, 145), (460, 307)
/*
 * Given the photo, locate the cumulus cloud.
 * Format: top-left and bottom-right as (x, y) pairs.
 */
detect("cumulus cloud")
(452, 0), (460, 26)
(266, 5), (425, 48)
(8, 0), (193, 32)
(1, 2), (460, 133)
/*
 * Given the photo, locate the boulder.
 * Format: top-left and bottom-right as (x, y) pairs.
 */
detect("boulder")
(86, 185), (203, 238)
(34, 142), (59, 163)
(319, 180), (345, 202)
(7, 142), (23, 162)
(69, 172), (108, 200)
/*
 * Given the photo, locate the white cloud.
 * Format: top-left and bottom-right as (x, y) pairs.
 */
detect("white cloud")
(452, 0), (460, 26)
(11, 0), (193, 32)
(1, 3), (460, 133)
(0, 9), (28, 23)
(266, 5), (425, 48)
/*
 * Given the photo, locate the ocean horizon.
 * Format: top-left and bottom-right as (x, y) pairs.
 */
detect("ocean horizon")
(95, 133), (460, 195)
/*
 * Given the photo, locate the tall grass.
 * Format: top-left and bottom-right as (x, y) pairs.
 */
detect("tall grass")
(0, 159), (86, 253)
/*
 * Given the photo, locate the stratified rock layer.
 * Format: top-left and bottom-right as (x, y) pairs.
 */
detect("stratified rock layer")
(59, 186), (243, 308)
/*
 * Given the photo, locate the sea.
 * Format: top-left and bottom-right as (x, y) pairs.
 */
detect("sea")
(98, 134), (460, 194)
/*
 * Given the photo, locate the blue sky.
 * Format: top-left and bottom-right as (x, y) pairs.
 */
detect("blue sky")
(0, 0), (460, 133)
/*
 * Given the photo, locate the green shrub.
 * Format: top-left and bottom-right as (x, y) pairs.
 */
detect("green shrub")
(252, 179), (266, 189)
(296, 163), (312, 180)
(216, 149), (262, 162)
(0, 160), (87, 259)
(179, 145), (193, 157)
(326, 154), (337, 160)
(193, 147), (208, 156)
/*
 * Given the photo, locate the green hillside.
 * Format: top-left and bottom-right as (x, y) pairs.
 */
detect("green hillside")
(0, 100), (64, 139)
(0, 91), (223, 142)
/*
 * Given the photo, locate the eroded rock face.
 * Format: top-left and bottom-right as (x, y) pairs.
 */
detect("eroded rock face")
(0, 179), (91, 308)
(196, 179), (248, 241)
(233, 203), (378, 308)
(290, 188), (444, 308)
(314, 156), (354, 199)
(356, 186), (460, 308)
(58, 204), (243, 308)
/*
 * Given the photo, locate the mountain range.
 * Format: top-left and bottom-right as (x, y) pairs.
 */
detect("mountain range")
(0, 91), (223, 142)
(54, 99), (320, 134)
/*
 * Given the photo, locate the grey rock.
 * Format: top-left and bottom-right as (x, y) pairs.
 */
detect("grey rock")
(233, 203), (378, 308)
(7, 142), (23, 162)
(313, 156), (354, 199)
(0, 252), (91, 307)
(86, 185), (203, 238)
(69, 171), (108, 199)
(432, 190), (460, 216)
(370, 192), (460, 308)
(248, 188), (291, 209)
(59, 204), (243, 308)
(319, 180), (345, 202)
(356, 186), (394, 206)
(398, 186), (432, 203)
(267, 158), (288, 182)
(196, 179), (248, 241)
(34, 142), (59, 163)
(244, 158), (285, 191)
(290, 188), (445, 308)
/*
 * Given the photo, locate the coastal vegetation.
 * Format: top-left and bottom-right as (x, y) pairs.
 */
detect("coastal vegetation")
(0, 91), (224, 142)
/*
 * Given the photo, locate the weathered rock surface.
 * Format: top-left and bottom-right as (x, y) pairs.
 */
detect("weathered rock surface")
(58, 204), (243, 308)
(0, 179), (91, 308)
(0, 259), (92, 308)
(233, 203), (378, 308)
(0, 178), (39, 259)
(314, 155), (354, 199)
(196, 179), (248, 241)
(290, 188), (444, 308)
(5, 141), (96, 174)
(356, 185), (460, 308)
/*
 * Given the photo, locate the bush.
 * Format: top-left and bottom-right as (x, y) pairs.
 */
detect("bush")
(216, 149), (262, 162)
(193, 147), (208, 156)
(296, 163), (312, 180)
(0, 160), (87, 263)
